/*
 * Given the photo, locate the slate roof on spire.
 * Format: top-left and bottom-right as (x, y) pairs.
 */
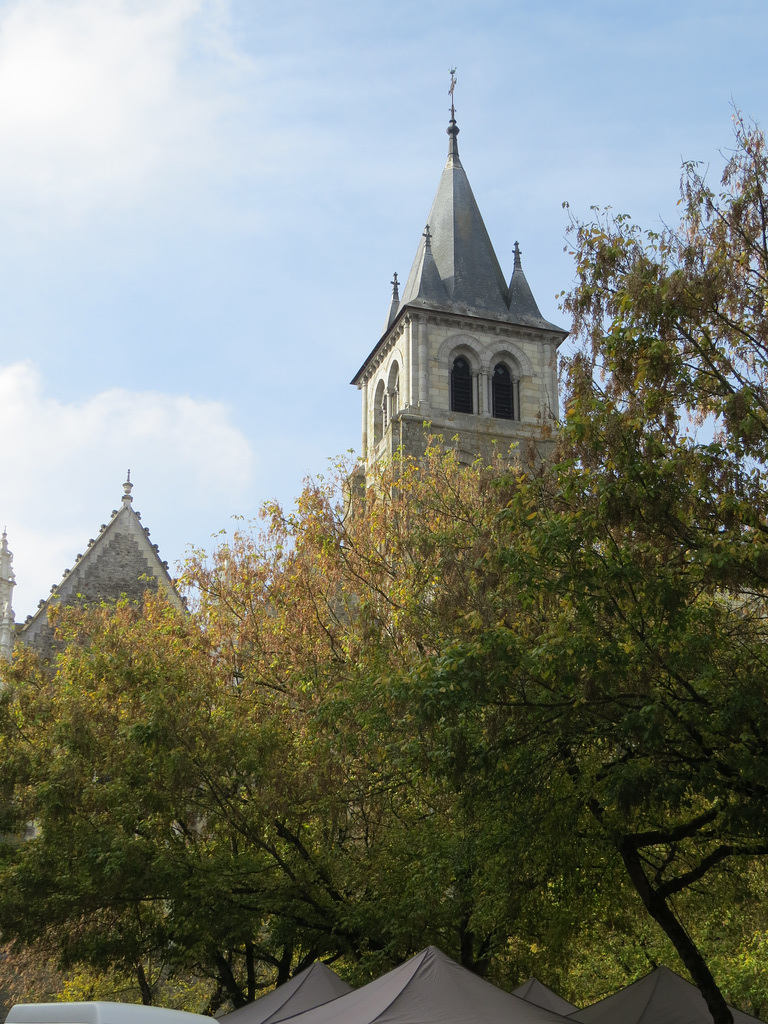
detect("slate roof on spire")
(399, 116), (511, 321)
(351, 110), (567, 388)
(399, 224), (449, 312)
(507, 241), (561, 331)
(394, 114), (567, 334)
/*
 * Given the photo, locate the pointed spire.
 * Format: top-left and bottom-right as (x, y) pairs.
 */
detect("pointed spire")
(366, 95), (568, 367)
(399, 224), (448, 312)
(1, 527), (15, 598)
(383, 272), (401, 333)
(0, 528), (16, 663)
(0, 529), (14, 582)
(122, 471), (133, 508)
(351, 100), (568, 391)
(446, 116), (460, 160)
(447, 68), (460, 161)
(506, 240), (559, 329)
(399, 113), (510, 318)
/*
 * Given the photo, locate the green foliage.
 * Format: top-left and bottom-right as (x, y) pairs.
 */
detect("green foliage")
(0, 598), (362, 1008)
(4, 114), (768, 1020)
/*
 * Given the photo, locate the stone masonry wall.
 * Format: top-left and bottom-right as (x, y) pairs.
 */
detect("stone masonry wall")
(362, 310), (560, 471)
(19, 506), (180, 661)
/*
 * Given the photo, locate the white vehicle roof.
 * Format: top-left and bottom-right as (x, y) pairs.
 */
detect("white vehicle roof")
(6, 1003), (211, 1024)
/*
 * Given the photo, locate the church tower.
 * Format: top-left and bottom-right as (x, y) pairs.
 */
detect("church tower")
(351, 94), (568, 471)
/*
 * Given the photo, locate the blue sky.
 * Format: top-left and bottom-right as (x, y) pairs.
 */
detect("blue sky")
(2, 0), (767, 618)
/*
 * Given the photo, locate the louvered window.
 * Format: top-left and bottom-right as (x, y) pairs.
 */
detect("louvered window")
(492, 363), (514, 419)
(451, 357), (473, 413)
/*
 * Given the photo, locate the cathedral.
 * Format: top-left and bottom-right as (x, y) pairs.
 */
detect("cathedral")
(0, 98), (566, 662)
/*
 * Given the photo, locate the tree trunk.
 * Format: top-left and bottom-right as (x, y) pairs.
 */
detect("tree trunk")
(618, 841), (732, 1024)
(215, 951), (245, 1009)
(276, 945), (293, 986)
(136, 963), (152, 1007)
(245, 940), (256, 1003)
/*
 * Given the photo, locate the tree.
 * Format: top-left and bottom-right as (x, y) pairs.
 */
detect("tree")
(5, 115), (768, 1021)
(184, 451), (587, 986)
(551, 112), (768, 1023)
(365, 112), (768, 1020)
(5, 419), (768, 1012)
(382, 114), (768, 1021)
(2, 487), (562, 1006)
(0, 597), (374, 1009)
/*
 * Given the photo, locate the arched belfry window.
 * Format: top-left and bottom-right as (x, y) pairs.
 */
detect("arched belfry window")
(451, 357), (473, 414)
(373, 379), (386, 445)
(388, 363), (400, 420)
(492, 363), (515, 420)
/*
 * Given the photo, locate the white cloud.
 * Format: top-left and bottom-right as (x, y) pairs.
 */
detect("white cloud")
(0, 0), (248, 213)
(0, 360), (255, 617)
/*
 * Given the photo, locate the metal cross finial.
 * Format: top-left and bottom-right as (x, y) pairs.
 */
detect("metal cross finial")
(391, 271), (400, 300)
(448, 67), (457, 119)
(423, 224), (432, 249)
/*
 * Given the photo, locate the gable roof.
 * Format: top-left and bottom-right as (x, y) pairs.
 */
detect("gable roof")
(569, 966), (762, 1024)
(223, 962), (352, 1024)
(18, 475), (182, 657)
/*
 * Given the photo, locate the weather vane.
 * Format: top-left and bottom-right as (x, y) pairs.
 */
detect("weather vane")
(448, 67), (457, 118)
